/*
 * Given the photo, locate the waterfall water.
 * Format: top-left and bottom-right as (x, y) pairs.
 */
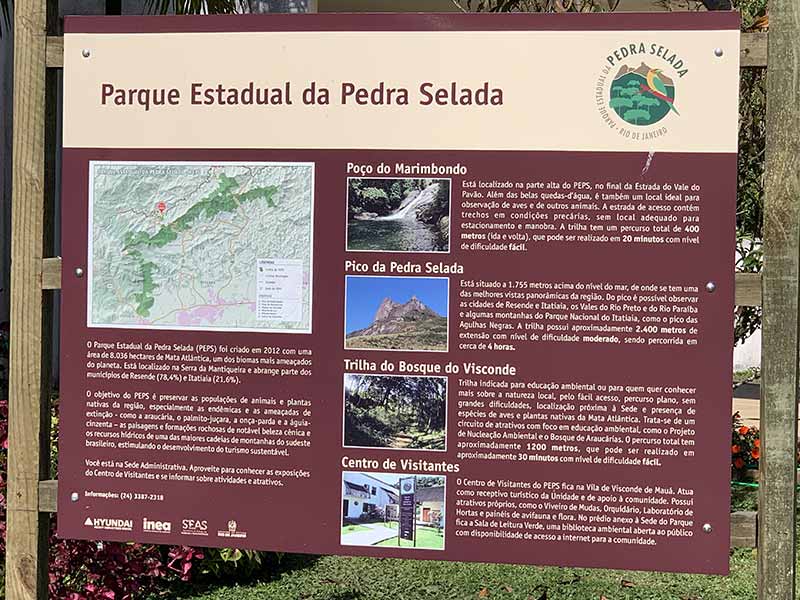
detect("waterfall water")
(377, 183), (439, 221)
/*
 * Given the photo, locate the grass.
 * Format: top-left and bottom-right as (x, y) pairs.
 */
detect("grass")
(174, 550), (763, 600)
(170, 486), (770, 600)
(375, 525), (444, 550)
(731, 481), (758, 512)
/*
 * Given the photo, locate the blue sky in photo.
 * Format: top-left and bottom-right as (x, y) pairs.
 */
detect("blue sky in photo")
(345, 276), (449, 334)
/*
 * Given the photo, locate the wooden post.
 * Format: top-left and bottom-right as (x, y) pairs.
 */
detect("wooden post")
(6, 0), (58, 597)
(758, 0), (800, 596)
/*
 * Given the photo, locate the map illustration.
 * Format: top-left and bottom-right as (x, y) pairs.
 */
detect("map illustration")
(88, 161), (314, 333)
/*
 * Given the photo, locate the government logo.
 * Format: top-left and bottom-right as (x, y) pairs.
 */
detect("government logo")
(142, 517), (172, 534)
(217, 519), (247, 539)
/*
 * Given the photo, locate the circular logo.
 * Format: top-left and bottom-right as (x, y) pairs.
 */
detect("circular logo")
(403, 482), (413, 492)
(609, 63), (679, 127)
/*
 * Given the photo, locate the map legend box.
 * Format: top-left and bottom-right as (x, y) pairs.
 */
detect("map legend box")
(257, 258), (304, 323)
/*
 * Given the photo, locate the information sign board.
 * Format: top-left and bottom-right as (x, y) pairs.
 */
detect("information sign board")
(58, 12), (740, 573)
(399, 477), (416, 543)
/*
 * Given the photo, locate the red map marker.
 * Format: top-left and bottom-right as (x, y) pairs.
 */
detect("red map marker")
(157, 201), (166, 214)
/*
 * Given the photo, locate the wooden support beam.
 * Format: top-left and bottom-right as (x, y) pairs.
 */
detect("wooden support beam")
(731, 510), (758, 548)
(735, 272), (762, 306)
(758, 0), (800, 594)
(36, 258), (767, 306)
(37, 481), (57, 514)
(740, 32), (768, 68)
(32, 475), (762, 549)
(44, 36), (62, 70)
(7, 0), (58, 597)
(44, 31), (768, 69)
(42, 478), (782, 548)
(36, 256), (766, 309)
(41, 257), (61, 290)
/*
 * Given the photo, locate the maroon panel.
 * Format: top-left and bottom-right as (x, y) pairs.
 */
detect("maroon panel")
(64, 11), (740, 34)
(59, 146), (735, 574)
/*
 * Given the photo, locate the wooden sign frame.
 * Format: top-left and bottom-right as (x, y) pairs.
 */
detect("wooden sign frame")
(5, 0), (797, 598)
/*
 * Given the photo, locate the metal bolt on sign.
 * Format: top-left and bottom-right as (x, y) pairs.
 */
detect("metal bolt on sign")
(703, 523), (713, 533)
(713, 48), (724, 57)
(81, 49), (91, 58)
(705, 281), (716, 293)
(74, 267), (84, 278)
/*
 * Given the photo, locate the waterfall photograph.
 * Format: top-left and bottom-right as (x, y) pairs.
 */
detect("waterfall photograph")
(346, 177), (451, 253)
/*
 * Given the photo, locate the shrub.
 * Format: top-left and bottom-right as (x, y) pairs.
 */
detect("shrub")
(731, 411), (760, 476)
(201, 547), (264, 580)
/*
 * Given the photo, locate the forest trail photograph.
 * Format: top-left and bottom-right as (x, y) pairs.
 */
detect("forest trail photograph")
(347, 177), (451, 253)
(343, 374), (447, 451)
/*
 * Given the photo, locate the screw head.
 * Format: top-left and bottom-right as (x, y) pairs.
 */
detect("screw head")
(702, 523), (713, 533)
(705, 281), (716, 293)
(75, 267), (84, 278)
(714, 48), (724, 57)
(81, 49), (91, 58)
(70, 492), (79, 502)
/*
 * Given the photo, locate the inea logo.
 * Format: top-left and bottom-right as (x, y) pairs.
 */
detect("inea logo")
(142, 517), (172, 534)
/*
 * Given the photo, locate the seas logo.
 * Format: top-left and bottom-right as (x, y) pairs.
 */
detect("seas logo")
(84, 516), (133, 532)
(597, 42), (688, 139)
(181, 519), (209, 537)
(142, 517), (172, 534)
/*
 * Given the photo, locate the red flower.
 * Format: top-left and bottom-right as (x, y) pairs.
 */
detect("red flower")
(734, 457), (745, 469)
(731, 445), (740, 454)
(754, 438), (760, 448)
(738, 426), (750, 435)
(751, 448), (760, 459)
